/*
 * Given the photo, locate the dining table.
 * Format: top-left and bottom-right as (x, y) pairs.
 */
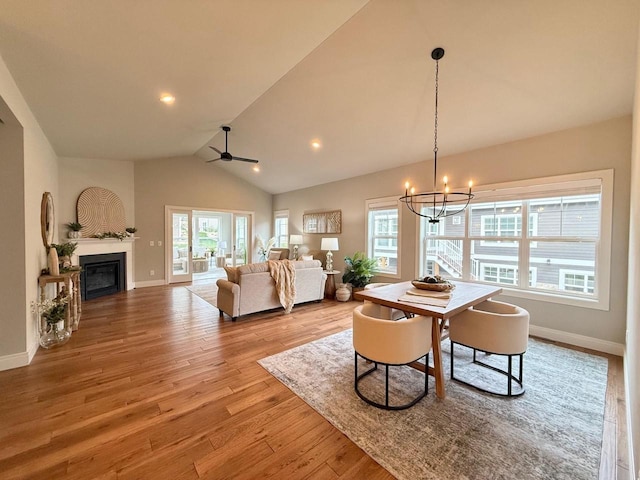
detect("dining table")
(353, 280), (502, 399)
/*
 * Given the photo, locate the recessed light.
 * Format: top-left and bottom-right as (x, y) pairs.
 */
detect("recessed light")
(159, 93), (175, 105)
(311, 140), (321, 149)
(253, 165), (260, 172)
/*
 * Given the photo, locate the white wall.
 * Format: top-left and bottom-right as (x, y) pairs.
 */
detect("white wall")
(57, 157), (135, 239)
(0, 54), (58, 370)
(274, 116), (631, 348)
(625, 21), (640, 480)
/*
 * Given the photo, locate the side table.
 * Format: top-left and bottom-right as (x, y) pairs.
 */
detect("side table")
(323, 270), (341, 299)
(38, 270), (82, 332)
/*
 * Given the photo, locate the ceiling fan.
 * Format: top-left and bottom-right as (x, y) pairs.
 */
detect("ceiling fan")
(206, 126), (259, 164)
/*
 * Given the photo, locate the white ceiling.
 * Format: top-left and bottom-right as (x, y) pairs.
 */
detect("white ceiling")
(1, 0), (638, 194)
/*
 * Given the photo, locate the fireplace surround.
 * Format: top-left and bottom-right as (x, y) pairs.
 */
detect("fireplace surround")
(80, 253), (126, 300)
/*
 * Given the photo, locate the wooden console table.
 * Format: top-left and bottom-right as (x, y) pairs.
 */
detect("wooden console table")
(38, 270), (82, 331)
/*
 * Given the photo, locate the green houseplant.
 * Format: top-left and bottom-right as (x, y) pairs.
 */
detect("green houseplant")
(66, 221), (83, 239)
(51, 242), (78, 270)
(342, 252), (378, 288)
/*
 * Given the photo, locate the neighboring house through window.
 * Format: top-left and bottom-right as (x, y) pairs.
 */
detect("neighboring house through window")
(366, 197), (400, 277)
(417, 170), (612, 310)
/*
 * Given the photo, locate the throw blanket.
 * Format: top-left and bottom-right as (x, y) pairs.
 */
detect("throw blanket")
(268, 260), (297, 313)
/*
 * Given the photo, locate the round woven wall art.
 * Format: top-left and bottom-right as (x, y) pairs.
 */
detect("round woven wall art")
(77, 187), (126, 237)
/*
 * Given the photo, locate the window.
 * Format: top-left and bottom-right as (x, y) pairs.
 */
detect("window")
(274, 210), (289, 248)
(366, 197), (400, 276)
(560, 269), (595, 294)
(418, 170), (613, 310)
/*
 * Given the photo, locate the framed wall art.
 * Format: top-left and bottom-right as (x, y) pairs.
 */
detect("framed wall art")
(303, 210), (342, 234)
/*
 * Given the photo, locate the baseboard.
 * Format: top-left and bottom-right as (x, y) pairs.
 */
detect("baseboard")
(0, 350), (30, 372)
(529, 325), (624, 356)
(624, 346), (637, 480)
(27, 337), (39, 363)
(134, 279), (166, 288)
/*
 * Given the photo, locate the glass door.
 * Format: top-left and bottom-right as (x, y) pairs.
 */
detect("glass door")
(233, 214), (250, 266)
(168, 209), (192, 283)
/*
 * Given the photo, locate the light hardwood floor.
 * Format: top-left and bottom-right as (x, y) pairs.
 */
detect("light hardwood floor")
(0, 285), (627, 479)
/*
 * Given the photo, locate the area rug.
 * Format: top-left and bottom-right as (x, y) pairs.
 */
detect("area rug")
(185, 283), (218, 307)
(258, 330), (608, 480)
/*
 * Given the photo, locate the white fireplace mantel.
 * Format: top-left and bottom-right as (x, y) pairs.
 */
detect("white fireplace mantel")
(71, 238), (136, 290)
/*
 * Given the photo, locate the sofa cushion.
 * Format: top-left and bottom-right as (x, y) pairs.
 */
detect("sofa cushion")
(301, 254), (313, 261)
(268, 250), (282, 261)
(224, 266), (239, 283)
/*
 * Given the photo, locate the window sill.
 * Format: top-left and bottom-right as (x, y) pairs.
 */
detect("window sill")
(493, 285), (608, 311)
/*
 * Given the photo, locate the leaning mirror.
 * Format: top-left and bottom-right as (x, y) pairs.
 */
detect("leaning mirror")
(40, 192), (55, 248)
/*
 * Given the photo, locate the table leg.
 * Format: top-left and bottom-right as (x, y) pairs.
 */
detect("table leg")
(432, 317), (446, 399)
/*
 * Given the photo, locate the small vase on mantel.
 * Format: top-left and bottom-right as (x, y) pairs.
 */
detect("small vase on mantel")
(336, 283), (351, 302)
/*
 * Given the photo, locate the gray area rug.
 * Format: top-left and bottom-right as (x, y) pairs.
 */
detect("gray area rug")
(258, 330), (607, 480)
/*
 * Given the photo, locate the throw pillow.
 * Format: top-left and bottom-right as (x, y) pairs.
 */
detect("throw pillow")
(223, 266), (239, 283)
(268, 250), (282, 261)
(301, 254), (313, 261)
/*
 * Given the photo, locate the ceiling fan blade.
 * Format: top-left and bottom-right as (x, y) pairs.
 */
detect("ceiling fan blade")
(232, 156), (259, 164)
(209, 146), (223, 155)
(206, 158), (221, 163)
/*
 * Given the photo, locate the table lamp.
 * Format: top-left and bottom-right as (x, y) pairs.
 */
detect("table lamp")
(289, 234), (303, 259)
(321, 237), (339, 271)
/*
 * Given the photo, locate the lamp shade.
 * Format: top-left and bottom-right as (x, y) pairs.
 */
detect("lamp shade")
(289, 234), (303, 245)
(321, 237), (339, 251)
(218, 241), (228, 249)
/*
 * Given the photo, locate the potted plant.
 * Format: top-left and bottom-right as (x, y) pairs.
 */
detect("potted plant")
(34, 289), (71, 348)
(51, 242), (78, 269)
(342, 252), (378, 296)
(125, 227), (137, 237)
(66, 221), (83, 239)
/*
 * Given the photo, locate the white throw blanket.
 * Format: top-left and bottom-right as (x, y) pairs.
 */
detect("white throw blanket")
(268, 260), (297, 313)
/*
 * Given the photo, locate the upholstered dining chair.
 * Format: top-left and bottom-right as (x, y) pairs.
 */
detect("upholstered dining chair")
(352, 304), (433, 410)
(449, 299), (530, 397)
(361, 283), (405, 320)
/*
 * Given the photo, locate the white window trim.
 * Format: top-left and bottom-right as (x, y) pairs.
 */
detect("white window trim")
(274, 209), (289, 248)
(366, 196), (401, 279)
(418, 169), (613, 311)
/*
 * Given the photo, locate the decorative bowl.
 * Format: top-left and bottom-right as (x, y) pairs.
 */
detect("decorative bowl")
(411, 280), (455, 292)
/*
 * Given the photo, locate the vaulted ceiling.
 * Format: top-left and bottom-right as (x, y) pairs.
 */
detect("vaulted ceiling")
(0, 1), (638, 194)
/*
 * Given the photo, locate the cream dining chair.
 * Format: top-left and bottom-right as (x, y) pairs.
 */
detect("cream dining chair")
(361, 283), (405, 320)
(353, 304), (433, 410)
(449, 299), (530, 397)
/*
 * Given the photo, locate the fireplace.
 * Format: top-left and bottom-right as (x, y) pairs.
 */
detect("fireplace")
(80, 253), (126, 300)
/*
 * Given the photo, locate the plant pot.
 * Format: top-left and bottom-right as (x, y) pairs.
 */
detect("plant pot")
(39, 322), (70, 349)
(68, 231), (81, 239)
(335, 283), (351, 302)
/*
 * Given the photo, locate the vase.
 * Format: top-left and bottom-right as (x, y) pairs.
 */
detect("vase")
(68, 231), (81, 239)
(59, 255), (72, 269)
(48, 248), (59, 275)
(39, 322), (70, 349)
(336, 283), (351, 302)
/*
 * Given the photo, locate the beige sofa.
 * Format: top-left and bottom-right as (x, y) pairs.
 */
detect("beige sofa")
(217, 259), (327, 321)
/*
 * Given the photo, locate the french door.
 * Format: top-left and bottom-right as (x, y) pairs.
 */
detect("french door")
(166, 207), (253, 284)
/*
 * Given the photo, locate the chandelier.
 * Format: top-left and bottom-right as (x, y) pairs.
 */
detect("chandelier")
(400, 47), (473, 223)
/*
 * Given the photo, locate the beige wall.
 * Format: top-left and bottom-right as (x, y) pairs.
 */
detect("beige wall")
(0, 54), (58, 368)
(626, 23), (640, 479)
(274, 116), (631, 345)
(134, 156), (273, 283)
(57, 157), (135, 239)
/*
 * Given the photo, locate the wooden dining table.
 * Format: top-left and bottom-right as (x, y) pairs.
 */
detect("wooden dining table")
(353, 281), (502, 399)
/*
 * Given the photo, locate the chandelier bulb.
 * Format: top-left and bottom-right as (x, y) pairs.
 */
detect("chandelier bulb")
(410, 187), (415, 194)
(443, 176), (448, 185)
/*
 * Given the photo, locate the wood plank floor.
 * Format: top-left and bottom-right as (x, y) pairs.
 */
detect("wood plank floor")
(0, 285), (627, 479)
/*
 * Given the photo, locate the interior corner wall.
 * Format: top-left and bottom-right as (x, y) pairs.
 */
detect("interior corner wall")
(0, 54), (58, 370)
(625, 21), (640, 479)
(274, 116), (632, 346)
(57, 157), (135, 239)
(133, 156), (273, 283)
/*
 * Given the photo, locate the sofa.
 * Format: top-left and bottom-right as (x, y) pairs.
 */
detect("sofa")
(216, 259), (327, 321)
